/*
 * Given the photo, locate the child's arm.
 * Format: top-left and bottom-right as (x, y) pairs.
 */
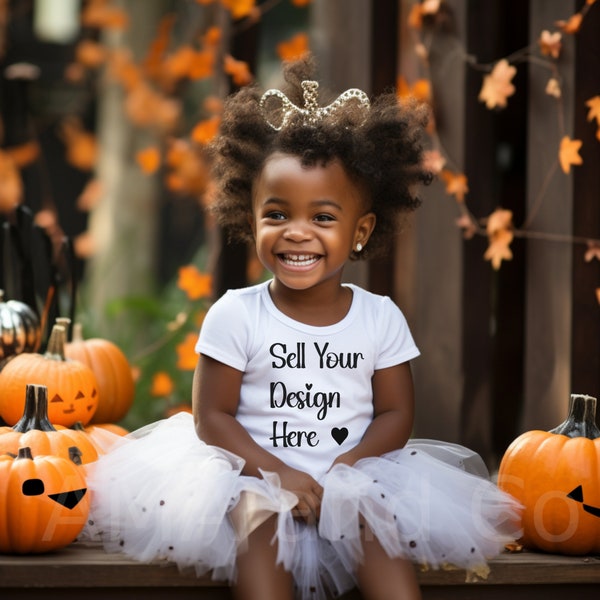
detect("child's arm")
(193, 354), (323, 523)
(330, 362), (415, 469)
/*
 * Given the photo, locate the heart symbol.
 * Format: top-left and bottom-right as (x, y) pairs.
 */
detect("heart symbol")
(331, 427), (348, 445)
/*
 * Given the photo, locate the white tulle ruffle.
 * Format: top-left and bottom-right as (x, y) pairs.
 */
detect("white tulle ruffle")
(82, 413), (522, 599)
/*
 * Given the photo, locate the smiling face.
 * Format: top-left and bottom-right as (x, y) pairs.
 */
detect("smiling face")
(251, 152), (375, 297)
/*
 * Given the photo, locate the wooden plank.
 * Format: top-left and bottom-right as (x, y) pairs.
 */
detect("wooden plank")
(2, 543), (600, 588)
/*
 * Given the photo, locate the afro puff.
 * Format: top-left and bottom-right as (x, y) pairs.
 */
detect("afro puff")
(209, 56), (431, 260)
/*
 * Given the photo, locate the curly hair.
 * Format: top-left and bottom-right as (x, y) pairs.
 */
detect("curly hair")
(209, 56), (431, 260)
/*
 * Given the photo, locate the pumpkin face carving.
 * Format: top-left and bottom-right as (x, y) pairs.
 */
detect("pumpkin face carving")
(498, 394), (600, 555)
(0, 446), (90, 553)
(0, 325), (99, 427)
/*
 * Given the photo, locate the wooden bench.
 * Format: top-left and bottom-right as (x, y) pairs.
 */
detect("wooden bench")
(1, 542), (599, 599)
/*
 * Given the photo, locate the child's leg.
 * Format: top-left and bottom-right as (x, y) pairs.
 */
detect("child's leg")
(233, 514), (294, 600)
(357, 522), (422, 600)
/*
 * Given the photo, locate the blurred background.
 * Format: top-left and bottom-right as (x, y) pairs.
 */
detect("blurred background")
(0, 0), (598, 470)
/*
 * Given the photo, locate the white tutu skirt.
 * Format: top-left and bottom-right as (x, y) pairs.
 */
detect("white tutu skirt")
(82, 413), (522, 600)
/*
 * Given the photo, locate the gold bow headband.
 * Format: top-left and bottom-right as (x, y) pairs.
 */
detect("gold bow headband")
(259, 80), (370, 131)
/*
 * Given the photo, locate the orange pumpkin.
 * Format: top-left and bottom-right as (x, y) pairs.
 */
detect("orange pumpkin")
(64, 323), (135, 424)
(0, 384), (98, 464)
(0, 446), (90, 553)
(0, 324), (99, 427)
(498, 394), (600, 555)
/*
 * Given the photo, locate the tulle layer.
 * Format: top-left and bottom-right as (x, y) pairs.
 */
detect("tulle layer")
(82, 413), (522, 599)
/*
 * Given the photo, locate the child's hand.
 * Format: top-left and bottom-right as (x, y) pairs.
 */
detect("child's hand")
(277, 466), (323, 525)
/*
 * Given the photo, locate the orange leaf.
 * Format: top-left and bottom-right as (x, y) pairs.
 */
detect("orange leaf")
(277, 32), (310, 62)
(221, 0), (256, 20)
(108, 48), (142, 90)
(538, 30), (562, 59)
(0, 151), (23, 213)
(396, 76), (431, 103)
(291, 0), (313, 6)
(177, 265), (213, 300)
(484, 209), (514, 270)
(479, 59), (516, 109)
(422, 149), (446, 174)
(5, 141), (40, 167)
(191, 116), (221, 145)
(161, 45), (197, 82)
(455, 214), (477, 240)
(176, 333), (199, 371)
(73, 231), (96, 259)
(76, 178), (103, 211)
(151, 371), (174, 397)
(224, 54), (253, 86)
(75, 39), (107, 68)
(545, 77), (561, 98)
(165, 139), (209, 195)
(202, 26), (222, 48)
(586, 96), (600, 125)
(60, 118), (97, 171)
(440, 169), (469, 203)
(584, 242), (600, 263)
(124, 82), (181, 132)
(82, 1), (129, 30)
(558, 136), (583, 174)
(555, 13), (583, 34)
(143, 14), (176, 81)
(188, 49), (215, 80)
(136, 146), (161, 174)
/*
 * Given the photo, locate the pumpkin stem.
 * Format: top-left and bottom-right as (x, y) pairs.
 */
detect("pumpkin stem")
(45, 324), (68, 361)
(12, 384), (57, 433)
(549, 394), (600, 439)
(17, 446), (34, 460)
(71, 322), (84, 343)
(55, 316), (72, 339)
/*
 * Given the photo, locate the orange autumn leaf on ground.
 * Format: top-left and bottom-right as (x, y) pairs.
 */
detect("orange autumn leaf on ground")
(0, 151), (23, 212)
(177, 265), (212, 300)
(559, 136), (583, 174)
(151, 371), (174, 397)
(277, 33), (310, 61)
(440, 169), (469, 203)
(224, 55), (252, 86)
(136, 146), (161, 174)
(484, 209), (514, 270)
(176, 333), (199, 371)
(59, 118), (97, 171)
(191, 116), (221, 145)
(478, 59), (516, 109)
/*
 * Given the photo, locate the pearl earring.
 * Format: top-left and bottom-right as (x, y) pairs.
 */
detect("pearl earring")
(355, 243), (363, 252)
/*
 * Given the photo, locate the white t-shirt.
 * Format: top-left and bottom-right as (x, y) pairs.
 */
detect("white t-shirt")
(196, 280), (420, 479)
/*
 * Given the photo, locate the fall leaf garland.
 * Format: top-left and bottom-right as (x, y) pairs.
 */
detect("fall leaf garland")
(406, 0), (600, 302)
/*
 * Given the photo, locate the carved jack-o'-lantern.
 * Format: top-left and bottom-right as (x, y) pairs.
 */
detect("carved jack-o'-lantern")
(0, 384), (98, 464)
(0, 324), (99, 427)
(0, 446), (89, 553)
(498, 394), (600, 555)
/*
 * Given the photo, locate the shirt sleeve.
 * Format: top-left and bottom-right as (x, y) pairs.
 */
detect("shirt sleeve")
(195, 291), (250, 372)
(375, 296), (420, 370)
